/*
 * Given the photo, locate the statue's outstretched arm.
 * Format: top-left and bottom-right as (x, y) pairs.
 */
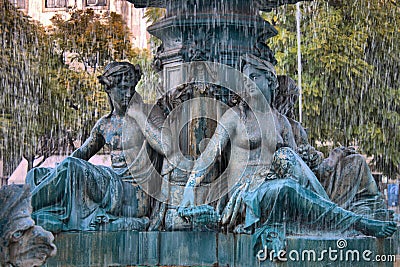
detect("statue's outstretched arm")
(179, 108), (239, 208)
(71, 120), (105, 160)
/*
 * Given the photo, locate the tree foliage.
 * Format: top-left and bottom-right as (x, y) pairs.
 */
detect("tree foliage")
(144, 7), (166, 24)
(0, 3), (151, 176)
(50, 9), (147, 72)
(263, 0), (399, 177)
(0, 0), (69, 173)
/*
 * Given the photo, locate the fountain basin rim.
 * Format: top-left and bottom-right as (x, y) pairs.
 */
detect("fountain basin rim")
(147, 13), (278, 37)
(129, 0), (310, 11)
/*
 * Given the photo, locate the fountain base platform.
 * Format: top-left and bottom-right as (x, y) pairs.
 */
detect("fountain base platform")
(43, 230), (399, 267)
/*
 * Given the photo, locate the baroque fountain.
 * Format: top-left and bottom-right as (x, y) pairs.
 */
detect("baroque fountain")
(1, 0), (398, 266)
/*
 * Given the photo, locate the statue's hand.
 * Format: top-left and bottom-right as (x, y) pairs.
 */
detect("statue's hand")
(178, 204), (220, 225)
(178, 185), (195, 214)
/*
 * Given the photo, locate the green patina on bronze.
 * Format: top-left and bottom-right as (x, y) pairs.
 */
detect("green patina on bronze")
(26, 62), (170, 232)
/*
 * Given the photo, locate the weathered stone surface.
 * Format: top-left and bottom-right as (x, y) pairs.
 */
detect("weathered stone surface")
(139, 231), (159, 265)
(158, 231), (217, 266)
(44, 231), (139, 266)
(43, 231), (398, 267)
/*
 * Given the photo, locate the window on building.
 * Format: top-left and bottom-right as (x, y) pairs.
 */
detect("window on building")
(9, 0), (26, 9)
(85, 0), (107, 7)
(45, 0), (67, 8)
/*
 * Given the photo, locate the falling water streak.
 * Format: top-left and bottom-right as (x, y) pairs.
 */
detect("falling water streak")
(296, 2), (302, 123)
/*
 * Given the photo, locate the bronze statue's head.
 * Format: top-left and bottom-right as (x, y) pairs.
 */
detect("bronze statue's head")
(240, 54), (279, 105)
(0, 184), (56, 267)
(98, 61), (142, 90)
(98, 62), (142, 116)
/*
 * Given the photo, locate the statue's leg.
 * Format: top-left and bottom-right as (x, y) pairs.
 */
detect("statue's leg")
(29, 157), (117, 208)
(253, 179), (355, 231)
(28, 157), (124, 231)
(253, 179), (396, 237)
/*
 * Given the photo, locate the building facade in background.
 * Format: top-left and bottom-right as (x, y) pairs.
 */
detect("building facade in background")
(9, 0), (149, 49)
